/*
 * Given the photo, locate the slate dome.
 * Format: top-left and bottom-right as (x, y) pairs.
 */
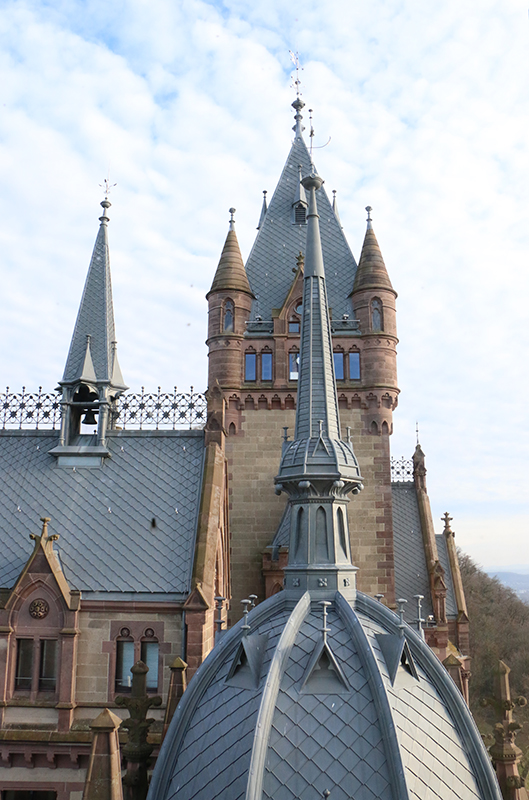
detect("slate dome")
(149, 589), (500, 800)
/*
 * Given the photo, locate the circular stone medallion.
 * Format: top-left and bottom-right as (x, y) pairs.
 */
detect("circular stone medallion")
(29, 598), (49, 619)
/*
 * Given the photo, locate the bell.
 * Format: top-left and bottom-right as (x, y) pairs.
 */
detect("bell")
(82, 409), (98, 426)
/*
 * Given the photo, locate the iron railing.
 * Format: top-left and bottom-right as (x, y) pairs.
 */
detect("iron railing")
(0, 387), (207, 431)
(390, 457), (413, 482)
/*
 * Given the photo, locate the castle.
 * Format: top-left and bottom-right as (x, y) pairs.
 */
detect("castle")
(0, 97), (469, 798)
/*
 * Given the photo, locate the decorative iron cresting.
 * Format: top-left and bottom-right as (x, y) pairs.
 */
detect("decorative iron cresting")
(390, 456), (413, 482)
(0, 387), (207, 431)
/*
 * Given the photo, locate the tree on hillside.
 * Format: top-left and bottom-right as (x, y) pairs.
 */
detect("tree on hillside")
(459, 550), (529, 707)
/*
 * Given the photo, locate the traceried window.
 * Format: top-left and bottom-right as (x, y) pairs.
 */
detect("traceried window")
(371, 298), (383, 331)
(289, 352), (300, 381)
(349, 351), (361, 380)
(333, 352), (344, 380)
(261, 352), (273, 381)
(223, 299), (234, 332)
(245, 352), (257, 381)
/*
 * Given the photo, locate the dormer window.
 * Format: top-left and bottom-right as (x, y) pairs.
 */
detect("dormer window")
(294, 203), (306, 225)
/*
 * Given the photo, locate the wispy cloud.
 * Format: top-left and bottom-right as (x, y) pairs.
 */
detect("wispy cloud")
(0, 0), (528, 565)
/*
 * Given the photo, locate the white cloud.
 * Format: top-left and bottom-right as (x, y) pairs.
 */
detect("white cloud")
(0, 0), (528, 565)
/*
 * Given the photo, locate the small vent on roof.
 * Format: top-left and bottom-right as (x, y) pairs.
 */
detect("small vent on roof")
(294, 203), (307, 225)
(226, 633), (268, 690)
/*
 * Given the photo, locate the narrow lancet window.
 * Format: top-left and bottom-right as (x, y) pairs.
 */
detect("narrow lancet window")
(245, 353), (257, 382)
(349, 351), (361, 380)
(371, 298), (383, 331)
(223, 299), (234, 332)
(333, 352), (344, 380)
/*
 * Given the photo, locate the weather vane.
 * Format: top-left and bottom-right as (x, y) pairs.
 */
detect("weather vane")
(100, 177), (117, 200)
(289, 50), (303, 98)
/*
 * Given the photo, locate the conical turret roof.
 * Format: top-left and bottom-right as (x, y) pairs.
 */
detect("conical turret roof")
(207, 209), (254, 298)
(61, 200), (127, 390)
(352, 208), (395, 295)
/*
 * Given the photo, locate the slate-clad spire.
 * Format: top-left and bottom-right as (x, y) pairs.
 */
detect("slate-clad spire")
(62, 200), (126, 389)
(275, 169), (363, 597)
(207, 208), (253, 297)
(352, 206), (394, 294)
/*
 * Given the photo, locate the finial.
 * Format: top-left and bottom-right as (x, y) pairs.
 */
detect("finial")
(289, 50), (303, 99)
(214, 596), (225, 635)
(416, 421), (420, 445)
(320, 601), (331, 645)
(309, 108), (315, 163)
(442, 512), (454, 537)
(323, 791), (331, 799)
(375, 593), (384, 603)
(397, 598), (407, 637)
(296, 251), (304, 269)
(413, 595), (425, 639)
(248, 594), (258, 609)
(365, 205), (373, 230)
(241, 599), (251, 637)
(229, 208), (236, 231)
(290, 53), (305, 137)
(100, 177), (117, 200)
(282, 427), (289, 443)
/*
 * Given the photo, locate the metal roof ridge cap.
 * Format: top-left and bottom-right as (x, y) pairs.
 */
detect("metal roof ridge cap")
(147, 591), (289, 799)
(245, 591), (311, 800)
(335, 592), (410, 800)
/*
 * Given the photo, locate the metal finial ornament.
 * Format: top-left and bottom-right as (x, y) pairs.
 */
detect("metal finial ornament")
(214, 596), (225, 635)
(416, 421), (420, 445)
(229, 207), (236, 231)
(99, 177), (117, 200)
(413, 594), (425, 639)
(323, 790), (331, 798)
(241, 599), (251, 637)
(397, 598), (407, 637)
(375, 593), (384, 603)
(289, 50), (303, 98)
(320, 601), (331, 645)
(366, 205), (373, 230)
(248, 594), (258, 609)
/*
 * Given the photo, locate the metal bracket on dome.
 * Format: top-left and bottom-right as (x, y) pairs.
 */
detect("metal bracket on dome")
(376, 633), (419, 685)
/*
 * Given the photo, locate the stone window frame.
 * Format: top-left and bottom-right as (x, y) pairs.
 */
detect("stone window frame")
(222, 298), (235, 332)
(104, 620), (169, 702)
(348, 348), (361, 381)
(244, 348), (257, 382)
(260, 347), (274, 382)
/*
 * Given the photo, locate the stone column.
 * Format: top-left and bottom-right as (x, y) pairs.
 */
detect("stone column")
(82, 708), (123, 800)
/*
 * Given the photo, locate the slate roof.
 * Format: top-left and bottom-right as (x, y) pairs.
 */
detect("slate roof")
(244, 132), (358, 322)
(150, 590), (501, 800)
(392, 482), (458, 621)
(0, 429), (204, 597)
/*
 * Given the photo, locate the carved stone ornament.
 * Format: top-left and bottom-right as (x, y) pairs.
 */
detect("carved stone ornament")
(29, 598), (50, 619)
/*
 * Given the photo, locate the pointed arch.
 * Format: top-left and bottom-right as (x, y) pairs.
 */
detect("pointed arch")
(315, 506), (329, 563)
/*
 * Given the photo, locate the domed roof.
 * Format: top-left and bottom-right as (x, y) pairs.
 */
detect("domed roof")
(150, 589), (500, 800)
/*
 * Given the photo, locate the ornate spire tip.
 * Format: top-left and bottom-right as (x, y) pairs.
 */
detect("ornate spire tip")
(365, 205), (373, 230)
(229, 207), (236, 231)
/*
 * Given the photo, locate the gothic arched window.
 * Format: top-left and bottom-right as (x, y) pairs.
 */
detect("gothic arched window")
(223, 300), (234, 332)
(371, 298), (383, 332)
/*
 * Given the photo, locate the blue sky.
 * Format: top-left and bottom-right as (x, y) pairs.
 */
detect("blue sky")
(0, 0), (528, 568)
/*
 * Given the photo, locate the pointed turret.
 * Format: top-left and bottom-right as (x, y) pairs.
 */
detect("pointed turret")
(275, 169), (363, 598)
(53, 199), (127, 455)
(352, 206), (395, 294)
(207, 209), (254, 298)
(62, 200), (126, 389)
(206, 210), (254, 394)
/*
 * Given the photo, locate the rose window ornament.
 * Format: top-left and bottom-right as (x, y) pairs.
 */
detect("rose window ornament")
(29, 598), (49, 619)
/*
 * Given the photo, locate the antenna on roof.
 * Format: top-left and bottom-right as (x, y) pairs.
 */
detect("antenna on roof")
(289, 50), (303, 98)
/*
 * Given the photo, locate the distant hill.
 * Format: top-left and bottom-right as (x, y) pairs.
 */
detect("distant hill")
(485, 571), (529, 602)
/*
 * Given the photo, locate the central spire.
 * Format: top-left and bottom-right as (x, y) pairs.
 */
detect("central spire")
(275, 168), (363, 598)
